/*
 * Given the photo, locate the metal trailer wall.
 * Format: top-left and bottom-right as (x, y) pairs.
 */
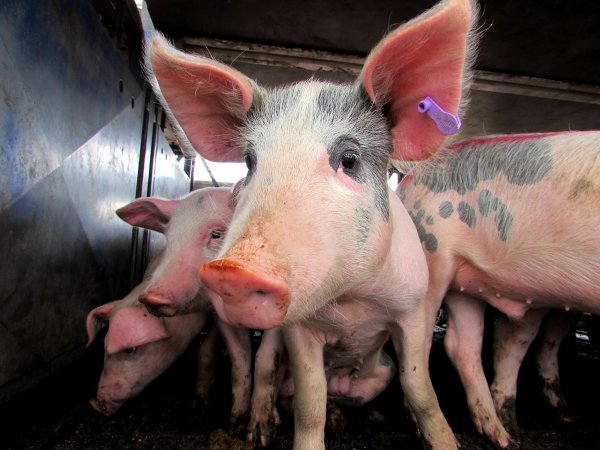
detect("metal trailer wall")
(0, 0), (191, 404)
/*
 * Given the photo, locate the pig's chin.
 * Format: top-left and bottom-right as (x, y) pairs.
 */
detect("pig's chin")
(211, 294), (286, 330)
(89, 396), (123, 416)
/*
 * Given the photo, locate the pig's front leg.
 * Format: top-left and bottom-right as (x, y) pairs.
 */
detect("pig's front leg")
(247, 328), (284, 447)
(491, 308), (546, 438)
(444, 292), (512, 448)
(216, 318), (252, 434)
(283, 324), (327, 450)
(391, 305), (458, 450)
(536, 310), (576, 423)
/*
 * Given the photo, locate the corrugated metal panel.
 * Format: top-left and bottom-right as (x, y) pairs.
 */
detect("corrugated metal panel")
(0, 0), (190, 403)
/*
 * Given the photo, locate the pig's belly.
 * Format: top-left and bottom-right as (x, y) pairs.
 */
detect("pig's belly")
(314, 299), (393, 378)
(452, 261), (600, 319)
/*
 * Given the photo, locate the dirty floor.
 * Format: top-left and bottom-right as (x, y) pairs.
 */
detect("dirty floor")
(3, 326), (600, 450)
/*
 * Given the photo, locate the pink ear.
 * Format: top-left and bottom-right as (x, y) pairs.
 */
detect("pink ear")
(147, 33), (254, 162)
(116, 197), (180, 233)
(85, 303), (115, 347)
(360, 0), (476, 161)
(105, 306), (170, 355)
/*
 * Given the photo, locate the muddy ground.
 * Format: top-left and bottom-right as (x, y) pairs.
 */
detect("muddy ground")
(3, 322), (600, 450)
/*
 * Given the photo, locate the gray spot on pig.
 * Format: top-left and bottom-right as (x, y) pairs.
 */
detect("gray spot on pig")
(412, 138), (554, 194)
(478, 189), (493, 217)
(495, 202), (513, 241)
(439, 201), (453, 218)
(408, 207), (438, 253)
(478, 189), (514, 241)
(355, 206), (373, 247)
(458, 202), (476, 229)
(426, 215), (434, 225)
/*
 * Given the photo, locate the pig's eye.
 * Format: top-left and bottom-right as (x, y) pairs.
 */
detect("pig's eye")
(125, 347), (137, 354)
(244, 152), (256, 174)
(211, 230), (224, 239)
(341, 151), (359, 171)
(330, 137), (361, 177)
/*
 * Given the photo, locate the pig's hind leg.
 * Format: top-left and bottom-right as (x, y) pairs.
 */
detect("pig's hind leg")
(444, 292), (513, 448)
(535, 310), (576, 423)
(490, 309), (546, 439)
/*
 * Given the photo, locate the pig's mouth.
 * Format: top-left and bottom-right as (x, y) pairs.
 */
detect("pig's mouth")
(89, 395), (123, 416)
(199, 258), (290, 330)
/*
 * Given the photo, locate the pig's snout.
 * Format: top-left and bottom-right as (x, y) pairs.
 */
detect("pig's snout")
(199, 258), (290, 330)
(89, 396), (120, 416)
(138, 292), (177, 317)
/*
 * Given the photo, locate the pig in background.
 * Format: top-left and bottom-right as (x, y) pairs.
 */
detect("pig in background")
(87, 187), (255, 433)
(85, 266), (210, 416)
(398, 130), (600, 448)
(145, 0), (478, 448)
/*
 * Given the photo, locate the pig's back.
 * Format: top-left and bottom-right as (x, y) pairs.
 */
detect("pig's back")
(399, 131), (600, 315)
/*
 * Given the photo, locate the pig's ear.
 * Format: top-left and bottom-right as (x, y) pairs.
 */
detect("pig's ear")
(116, 197), (180, 233)
(86, 303), (114, 347)
(106, 307), (170, 355)
(146, 33), (254, 162)
(360, 0), (477, 161)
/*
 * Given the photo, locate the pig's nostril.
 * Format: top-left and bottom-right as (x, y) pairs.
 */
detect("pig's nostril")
(256, 290), (267, 295)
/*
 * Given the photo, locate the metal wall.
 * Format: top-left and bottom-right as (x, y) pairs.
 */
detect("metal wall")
(0, 0), (190, 403)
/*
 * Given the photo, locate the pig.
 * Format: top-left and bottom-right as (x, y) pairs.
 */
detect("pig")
(144, 0), (479, 448)
(398, 130), (600, 447)
(85, 271), (209, 415)
(98, 187), (254, 429)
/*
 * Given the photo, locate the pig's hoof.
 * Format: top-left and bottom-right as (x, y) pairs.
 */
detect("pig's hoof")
(247, 406), (281, 447)
(498, 399), (521, 441)
(556, 405), (577, 424)
(230, 412), (251, 438)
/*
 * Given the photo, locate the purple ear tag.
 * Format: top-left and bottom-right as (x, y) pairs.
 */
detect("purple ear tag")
(417, 97), (461, 136)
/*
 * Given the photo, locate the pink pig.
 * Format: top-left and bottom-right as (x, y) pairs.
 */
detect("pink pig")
(86, 273), (208, 415)
(145, 0), (478, 448)
(87, 187), (254, 430)
(398, 130), (600, 447)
